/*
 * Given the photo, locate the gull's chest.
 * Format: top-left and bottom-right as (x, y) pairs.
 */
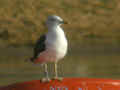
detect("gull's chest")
(45, 28), (68, 56)
(46, 32), (67, 50)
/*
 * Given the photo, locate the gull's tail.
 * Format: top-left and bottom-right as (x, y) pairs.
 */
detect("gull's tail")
(24, 57), (35, 63)
(25, 56), (45, 65)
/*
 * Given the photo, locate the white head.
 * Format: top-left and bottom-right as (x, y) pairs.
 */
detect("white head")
(46, 15), (67, 28)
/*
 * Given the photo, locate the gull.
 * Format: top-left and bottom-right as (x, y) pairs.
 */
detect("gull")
(30, 15), (68, 82)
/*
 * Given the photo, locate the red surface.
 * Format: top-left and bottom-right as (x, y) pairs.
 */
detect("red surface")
(0, 78), (120, 90)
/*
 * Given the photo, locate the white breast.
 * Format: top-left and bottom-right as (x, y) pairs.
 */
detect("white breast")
(45, 26), (68, 61)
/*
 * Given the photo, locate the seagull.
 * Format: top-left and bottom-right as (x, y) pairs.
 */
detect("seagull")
(30, 15), (68, 82)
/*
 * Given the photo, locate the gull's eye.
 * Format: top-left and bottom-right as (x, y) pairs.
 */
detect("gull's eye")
(50, 18), (55, 21)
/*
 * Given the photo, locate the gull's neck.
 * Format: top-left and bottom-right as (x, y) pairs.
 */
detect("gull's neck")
(47, 24), (62, 32)
(47, 24), (65, 38)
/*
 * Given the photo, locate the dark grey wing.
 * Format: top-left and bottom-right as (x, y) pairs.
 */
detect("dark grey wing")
(30, 35), (46, 62)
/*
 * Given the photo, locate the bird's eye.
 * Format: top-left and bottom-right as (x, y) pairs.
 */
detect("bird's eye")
(50, 18), (55, 21)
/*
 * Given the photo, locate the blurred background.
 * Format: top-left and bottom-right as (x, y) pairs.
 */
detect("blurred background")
(0, 0), (120, 86)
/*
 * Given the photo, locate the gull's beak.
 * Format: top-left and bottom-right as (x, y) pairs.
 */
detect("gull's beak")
(60, 21), (68, 24)
(63, 21), (68, 24)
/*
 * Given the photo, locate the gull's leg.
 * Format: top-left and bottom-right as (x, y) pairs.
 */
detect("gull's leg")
(41, 63), (51, 82)
(53, 61), (63, 81)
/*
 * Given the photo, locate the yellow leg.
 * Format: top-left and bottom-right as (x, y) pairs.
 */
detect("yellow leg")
(53, 62), (63, 81)
(45, 64), (49, 79)
(41, 64), (51, 82)
(54, 62), (58, 78)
